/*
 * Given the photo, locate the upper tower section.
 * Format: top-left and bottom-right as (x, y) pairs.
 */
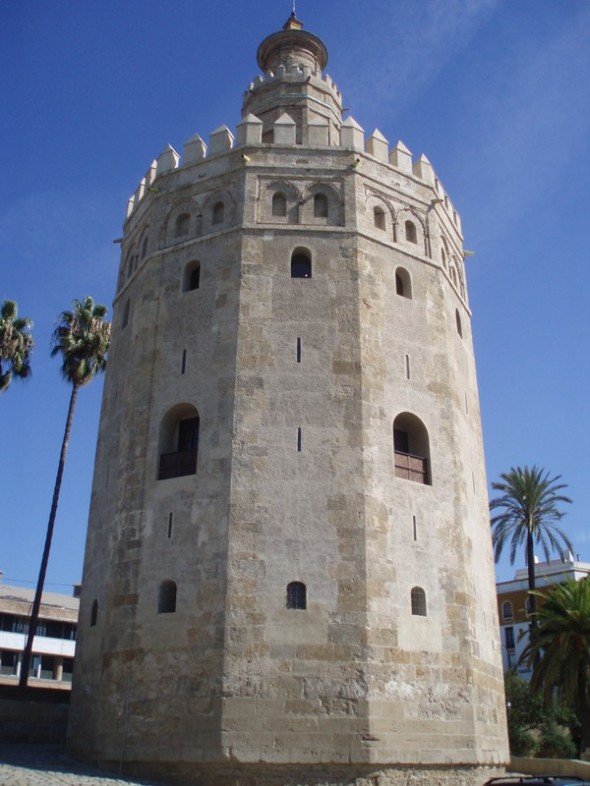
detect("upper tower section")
(242, 13), (343, 145)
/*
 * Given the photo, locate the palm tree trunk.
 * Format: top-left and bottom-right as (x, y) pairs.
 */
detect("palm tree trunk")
(526, 529), (537, 622)
(19, 383), (79, 689)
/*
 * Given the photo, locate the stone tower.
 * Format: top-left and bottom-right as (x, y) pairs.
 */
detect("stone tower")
(69, 14), (509, 786)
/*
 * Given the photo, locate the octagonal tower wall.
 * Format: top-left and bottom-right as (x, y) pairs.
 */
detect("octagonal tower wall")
(69, 14), (508, 785)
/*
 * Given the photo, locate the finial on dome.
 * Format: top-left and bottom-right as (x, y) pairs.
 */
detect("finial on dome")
(284, 0), (303, 30)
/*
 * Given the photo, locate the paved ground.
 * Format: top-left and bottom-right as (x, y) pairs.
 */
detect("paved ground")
(0, 745), (162, 786)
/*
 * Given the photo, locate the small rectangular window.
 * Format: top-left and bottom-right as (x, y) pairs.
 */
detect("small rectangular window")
(297, 337), (301, 363)
(405, 354), (410, 380)
(168, 513), (173, 539)
(181, 349), (187, 375)
(297, 427), (302, 452)
(413, 515), (417, 541)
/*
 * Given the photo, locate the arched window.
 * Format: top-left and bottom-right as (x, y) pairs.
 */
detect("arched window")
(121, 298), (130, 329)
(313, 193), (328, 218)
(212, 201), (224, 225)
(374, 207), (386, 230)
(395, 267), (412, 299)
(175, 213), (190, 237)
(411, 587), (427, 616)
(525, 596), (533, 616)
(141, 235), (148, 259)
(502, 601), (513, 622)
(272, 192), (287, 217)
(158, 404), (199, 480)
(158, 580), (177, 614)
(455, 309), (463, 338)
(125, 251), (134, 281)
(183, 261), (201, 292)
(286, 581), (307, 610)
(450, 265), (458, 287)
(90, 600), (98, 627)
(405, 220), (417, 244)
(291, 248), (312, 279)
(441, 248), (447, 269)
(393, 412), (430, 485)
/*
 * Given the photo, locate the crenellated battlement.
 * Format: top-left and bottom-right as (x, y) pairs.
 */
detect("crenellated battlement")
(125, 114), (460, 233)
(243, 66), (342, 101)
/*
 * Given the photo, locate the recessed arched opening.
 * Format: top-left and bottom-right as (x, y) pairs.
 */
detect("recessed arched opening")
(455, 309), (463, 338)
(90, 599), (98, 627)
(313, 193), (329, 218)
(158, 580), (177, 614)
(272, 192), (287, 217)
(212, 201), (225, 225)
(183, 261), (201, 292)
(374, 206), (386, 230)
(502, 601), (513, 621)
(121, 298), (130, 329)
(393, 412), (430, 485)
(395, 267), (412, 299)
(158, 404), (199, 480)
(141, 235), (148, 259)
(411, 586), (427, 616)
(405, 220), (417, 244)
(175, 213), (190, 237)
(286, 581), (307, 610)
(291, 248), (312, 279)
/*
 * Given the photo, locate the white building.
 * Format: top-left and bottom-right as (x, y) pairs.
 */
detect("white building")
(496, 556), (590, 679)
(0, 582), (78, 689)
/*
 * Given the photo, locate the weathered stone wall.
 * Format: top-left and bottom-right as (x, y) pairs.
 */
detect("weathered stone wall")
(69, 16), (509, 783)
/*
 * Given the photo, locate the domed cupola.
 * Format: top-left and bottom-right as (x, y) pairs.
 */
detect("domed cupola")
(242, 13), (343, 145)
(256, 12), (328, 73)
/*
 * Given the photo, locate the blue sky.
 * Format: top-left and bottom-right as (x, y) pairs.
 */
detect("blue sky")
(1, 0), (589, 593)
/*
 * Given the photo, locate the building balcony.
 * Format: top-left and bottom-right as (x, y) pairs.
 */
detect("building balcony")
(158, 450), (197, 480)
(394, 451), (428, 484)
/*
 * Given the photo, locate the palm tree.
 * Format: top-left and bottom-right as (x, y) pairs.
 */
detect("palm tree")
(19, 297), (110, 688)
(489, 465), (572, 620)
(521, 578), (590, 751)
(0, 299), (34, 392)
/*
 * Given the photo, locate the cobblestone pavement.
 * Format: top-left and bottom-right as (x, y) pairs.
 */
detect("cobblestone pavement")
(0, 745), (162, 786)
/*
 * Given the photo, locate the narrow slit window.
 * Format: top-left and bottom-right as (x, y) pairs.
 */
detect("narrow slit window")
(158, 580), (177, 614)
(175, 213), (190, 237)
(121, 299), (130, 329)
(413, 515), (417, 542)
(183, 262), (201, 292)
(90, 600), (98, 627)
(181, 350), (187, 375)
(168, 513), (173, 539)
(314, 193), (328, 218)
(374, 207), (386, 230)
(405, 220), (417, 244)
(296, 337), (302, 363)
(455, 309), (463, 338)
(297, 427), (302, 452)
(405, 354), (410, 380)
(411, 586), (427, 616)
(272, 192), (287, 217)
(212, 201), (224, 225)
